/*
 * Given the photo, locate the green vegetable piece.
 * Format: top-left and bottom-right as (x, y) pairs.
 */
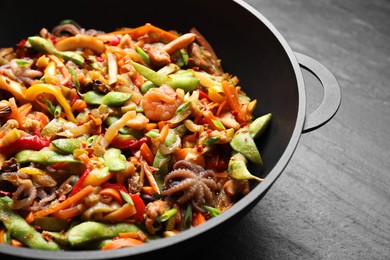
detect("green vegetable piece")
(119, 190), (134, 205)
(32, 217), (69, 232)
(141, 80), (157, 94)
(15, 148), (81, 164)
(228, 152), (263, 181)
(51, 138), (81, 154)
(27, 36), (84, 65)
(27, 36), (56, 54)
(203, 205), (221, 217)
(136, 46), (151, 65)
(0, 198), (60, 250)
(249, 113), (272, 139)
(168, 76), (199, 92)
(83, 91), (131, 106)
(131, 61), (199, 92)
(41, 118), (68, 137)
(104, 148), (126, 172)
(67, 221), (139, 247)
(230, 126), (263, 165)
(56, 50), (84, 66)
(157, 208), (178, 222)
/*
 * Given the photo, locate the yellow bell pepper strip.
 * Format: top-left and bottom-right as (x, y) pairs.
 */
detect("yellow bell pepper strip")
(0, 74), (27, 101)
(25, 83), (76, 122)
(54, 34), (106, 54)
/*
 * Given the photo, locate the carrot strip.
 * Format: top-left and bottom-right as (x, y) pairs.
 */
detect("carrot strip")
(34, 185), (94, 218)
(140, 143), (154, 165)
(141, 186), (156, 195)
(7, 97), (23, 127)
(25, 211), (35, 223)
(17, 103), (32, 118)
(99, 188), (123, 204)
(216, 100), (227, 117)
(102, 238), (144, 250)
(141, 160), (160, 194)
(192, 212), (206, 226)
(221, 80), (246, 123)
(157, 123), (170, 143)
(108, 23), (178, 42)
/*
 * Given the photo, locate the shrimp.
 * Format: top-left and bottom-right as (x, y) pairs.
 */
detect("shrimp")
(142, 84), (183, 121)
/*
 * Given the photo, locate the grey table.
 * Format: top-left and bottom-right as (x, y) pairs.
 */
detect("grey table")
(188, 0), (390, 259)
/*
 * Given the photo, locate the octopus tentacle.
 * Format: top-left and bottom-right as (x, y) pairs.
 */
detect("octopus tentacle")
(163, 169), (197, 185)
(162, 178), (195, 195)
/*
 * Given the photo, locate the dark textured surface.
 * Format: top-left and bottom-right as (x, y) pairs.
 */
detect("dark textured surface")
(187, 0), (390, 259)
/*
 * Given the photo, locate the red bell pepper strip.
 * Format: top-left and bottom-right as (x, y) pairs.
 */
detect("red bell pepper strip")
(110, 136), (150, 149)
(0, 135), (50, 156)
(68, 167), (91, 197)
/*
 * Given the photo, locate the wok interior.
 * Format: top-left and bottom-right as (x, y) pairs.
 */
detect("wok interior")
(0, 0), (300, 257)
(1, 0), (299, 181)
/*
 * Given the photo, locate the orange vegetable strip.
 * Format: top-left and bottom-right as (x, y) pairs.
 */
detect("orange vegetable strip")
(216, 100), (227, 117)
(221, 80), (246, 123)
(145, 122), (158, 131)
(34, 185), (94, 218)
(7, 97), (23, 127)
(102, 237), (144, 250)
(203, 110), (223, 131)
(10, 239), (24, 247)
(108, 23), (178, 42)
(0, 228), (4, 244)
(140, 142), (154, 165)
(25, 211), (35, 223)
(99, 188), (123, 204)
(141, 160), (160, 194)
(17, 103), (32, 118)
(141, 186), (156, 195)
(157, 123), (170, 143)
(192, 212), (206, 226)
(119, 230), (147, 241)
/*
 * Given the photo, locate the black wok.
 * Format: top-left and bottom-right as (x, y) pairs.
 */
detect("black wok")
(0, 0), (341, 259)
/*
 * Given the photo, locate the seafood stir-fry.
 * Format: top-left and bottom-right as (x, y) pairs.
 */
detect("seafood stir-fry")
(0, 20), (272, 251)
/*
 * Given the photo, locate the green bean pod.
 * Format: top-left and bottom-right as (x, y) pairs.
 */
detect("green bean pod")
(67, 221), (139, 247)
(131, 61), (199, 92)
(230, 126), (263, 165)
(27, 36), (84, 65)
(15, 148), (81, 164)
(0, 198), (60, 250)
(104, 148), (127, 172)
(83, 90), (132, 106)
(228, 152), (263, 181)
(51, 138), (81, 154)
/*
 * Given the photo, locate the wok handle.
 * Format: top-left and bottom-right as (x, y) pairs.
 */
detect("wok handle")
(295, 52), (341, 133)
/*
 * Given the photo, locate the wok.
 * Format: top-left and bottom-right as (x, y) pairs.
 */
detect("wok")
(0, 0), (341, 259)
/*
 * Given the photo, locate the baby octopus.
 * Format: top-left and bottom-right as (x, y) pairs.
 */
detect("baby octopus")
(161, 160), (218, 213)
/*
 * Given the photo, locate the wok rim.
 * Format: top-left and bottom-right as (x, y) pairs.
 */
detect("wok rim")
(0, 0), (306, 259)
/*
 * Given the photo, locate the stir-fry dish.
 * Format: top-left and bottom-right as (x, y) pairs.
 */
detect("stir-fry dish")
(0, 20), (272, 251)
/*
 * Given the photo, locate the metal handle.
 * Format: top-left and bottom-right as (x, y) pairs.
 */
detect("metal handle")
(295, 52), (342, 133)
